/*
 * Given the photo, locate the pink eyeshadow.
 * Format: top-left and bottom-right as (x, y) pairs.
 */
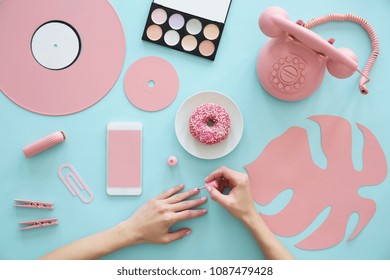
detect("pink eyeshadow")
(151, 8), (167, 25)
(199, 40), (215, 57)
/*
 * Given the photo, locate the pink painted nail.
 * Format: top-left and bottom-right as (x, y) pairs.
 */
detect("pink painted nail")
(186, 230), (192, 236)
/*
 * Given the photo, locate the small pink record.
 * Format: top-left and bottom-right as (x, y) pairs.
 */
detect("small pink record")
(124, 56), (179, 112)
(0, 0), (126, 116)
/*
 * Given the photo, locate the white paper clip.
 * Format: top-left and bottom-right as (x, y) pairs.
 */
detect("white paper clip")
(58, 164), (94, 204)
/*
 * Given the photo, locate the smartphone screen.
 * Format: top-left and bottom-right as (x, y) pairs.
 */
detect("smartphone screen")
(107, 123), (142, 195)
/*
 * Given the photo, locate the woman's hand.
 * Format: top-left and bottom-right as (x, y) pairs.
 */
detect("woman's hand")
(205, 167), (294, 260)
(40, 184), (207, 260)
(119, 184), (208, 245)
(204, 166), (257, 224)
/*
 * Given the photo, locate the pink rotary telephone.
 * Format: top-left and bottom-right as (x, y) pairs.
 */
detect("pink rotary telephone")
(256, 6), (379, 101)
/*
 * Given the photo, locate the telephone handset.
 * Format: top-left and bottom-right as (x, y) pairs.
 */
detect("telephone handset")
(256, 6), (379, 101)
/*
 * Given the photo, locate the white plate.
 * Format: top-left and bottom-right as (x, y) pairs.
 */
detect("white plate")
(175, 91), (244, 160)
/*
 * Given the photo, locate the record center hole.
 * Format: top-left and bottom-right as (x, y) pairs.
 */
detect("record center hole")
(148, 80), (156, 88)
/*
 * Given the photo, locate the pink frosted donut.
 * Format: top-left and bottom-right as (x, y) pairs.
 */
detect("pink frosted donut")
(189, 103), (231, 145)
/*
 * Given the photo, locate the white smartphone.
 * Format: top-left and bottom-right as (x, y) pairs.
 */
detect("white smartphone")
(107, 122), (142, 196)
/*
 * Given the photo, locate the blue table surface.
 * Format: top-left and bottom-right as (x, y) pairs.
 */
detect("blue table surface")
(1, 0), (390, 260)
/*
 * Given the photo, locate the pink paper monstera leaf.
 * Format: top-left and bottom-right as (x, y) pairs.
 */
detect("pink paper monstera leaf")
(245, 115), (387, 250)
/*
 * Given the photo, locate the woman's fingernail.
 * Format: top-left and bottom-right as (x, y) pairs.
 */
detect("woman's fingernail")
(186, 230), (192, 236)
(193, 188), (200, 192)
(206, 186), (212, 193)
(201, 197), (207, 202)
(204, 176), (208, 181)
(202, 209), (208, 213)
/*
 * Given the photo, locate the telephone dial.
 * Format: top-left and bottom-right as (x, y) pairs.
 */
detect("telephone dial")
(256, 7), (379, 101)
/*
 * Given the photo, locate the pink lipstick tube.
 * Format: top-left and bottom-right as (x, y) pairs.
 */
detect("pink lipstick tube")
(23, 131), (66, 158)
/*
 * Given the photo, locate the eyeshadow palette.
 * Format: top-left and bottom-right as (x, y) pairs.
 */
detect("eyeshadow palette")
(142, 0), (232, 61)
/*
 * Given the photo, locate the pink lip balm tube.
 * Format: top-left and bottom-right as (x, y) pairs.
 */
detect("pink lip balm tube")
(23, 131), (66, 158)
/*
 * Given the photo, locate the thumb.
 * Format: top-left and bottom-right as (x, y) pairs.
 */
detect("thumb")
(207, 186), (230, 209)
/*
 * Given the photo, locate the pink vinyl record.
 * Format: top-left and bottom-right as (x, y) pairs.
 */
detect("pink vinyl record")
(0, 0), (126, 116)
(124, 56), (179, 112)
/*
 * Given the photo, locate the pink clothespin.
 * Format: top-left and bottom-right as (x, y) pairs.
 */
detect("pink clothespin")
(19, 218), (59, 230)
(198, 180), (218, 190)
(14, 199), (54, 210)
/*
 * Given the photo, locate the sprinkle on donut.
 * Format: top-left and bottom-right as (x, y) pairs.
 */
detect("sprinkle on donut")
(189, 103), (231, 145)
